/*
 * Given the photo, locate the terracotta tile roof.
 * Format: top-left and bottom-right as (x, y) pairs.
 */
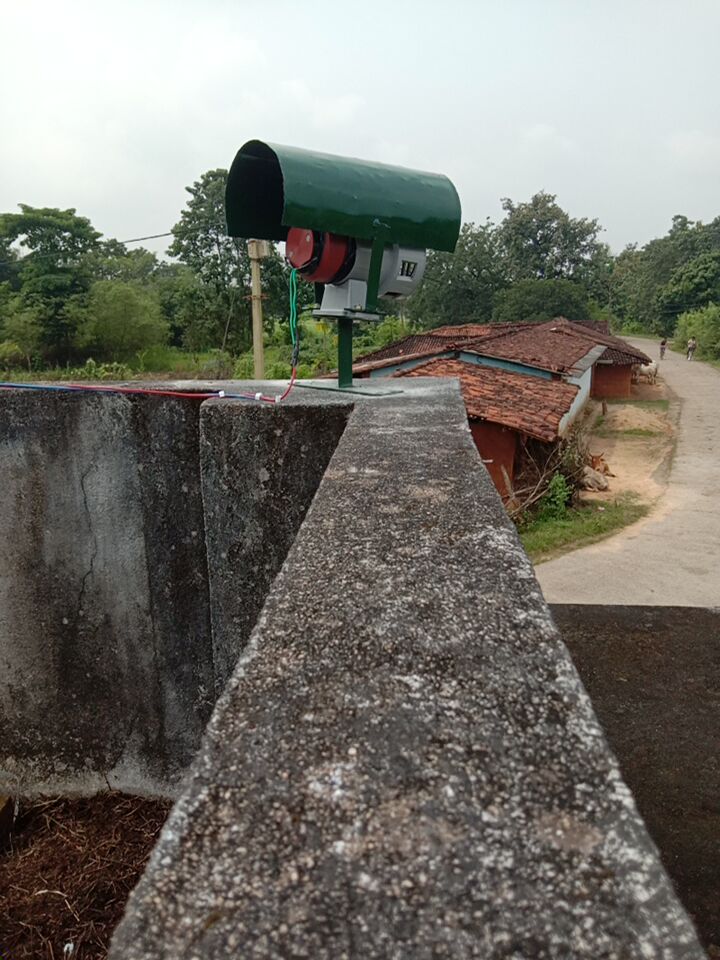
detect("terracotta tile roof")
(353, 323), (525, 368)
(352, 317), (649, 376)
(459, 322), (598, 374)
(354, 334), (453, 366)
(396, 359), (578, 442)
(426, 323), (523, 339)
(546, 318), (650, 364)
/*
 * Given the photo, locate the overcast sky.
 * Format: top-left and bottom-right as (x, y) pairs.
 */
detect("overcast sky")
(2, 0), (720, 257)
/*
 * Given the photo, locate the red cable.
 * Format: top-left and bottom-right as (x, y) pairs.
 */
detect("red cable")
(0, 372), (299, 404)
(276, 367), (298, 403)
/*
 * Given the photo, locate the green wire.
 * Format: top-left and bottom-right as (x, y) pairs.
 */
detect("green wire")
(289, 268), (299, 356)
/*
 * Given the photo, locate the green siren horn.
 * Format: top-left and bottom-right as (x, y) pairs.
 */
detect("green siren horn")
(226, 140), (461, 389)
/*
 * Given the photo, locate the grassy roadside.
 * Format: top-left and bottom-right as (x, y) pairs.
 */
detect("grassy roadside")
(520, 495), (650, 563)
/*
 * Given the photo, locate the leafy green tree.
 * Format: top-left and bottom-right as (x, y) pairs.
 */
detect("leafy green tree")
(168, 168), (296, 352)
(0, 340), (24, 369)
(492, 278), (591, 323)
(611, 216), (720, 333)
(75, 280), (168, 361)
(498, 192), (603, 285)
(2, 305), (42, 369)
(168, 169), (252, 352)
(406, 221), (507, 327)
(655, 251), (720, 332)
(0, 235), (18, 289)
(674, 303), (720, 360)
(0, 206), (100, 359)
(83, 241), (159, 284)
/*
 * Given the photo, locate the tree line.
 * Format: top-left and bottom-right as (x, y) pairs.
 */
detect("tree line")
(411, 198), (720, 359)
(3, 173), (720, 374)
(0, 170), (306, 372)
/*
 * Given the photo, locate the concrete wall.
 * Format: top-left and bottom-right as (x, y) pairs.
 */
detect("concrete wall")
(592, 363), (633, 399)
(552, 604), (720, 953)
(200, 401), (350, 694)
(111, 381), (704, 959)
(1, 382), (708, 957)
(0, 386), (348, 798)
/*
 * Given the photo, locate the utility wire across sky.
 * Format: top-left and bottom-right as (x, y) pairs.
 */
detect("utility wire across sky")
(0, 231), (175, 269)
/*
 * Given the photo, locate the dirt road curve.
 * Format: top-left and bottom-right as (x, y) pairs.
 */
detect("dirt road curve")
(536, 339), (720, 606)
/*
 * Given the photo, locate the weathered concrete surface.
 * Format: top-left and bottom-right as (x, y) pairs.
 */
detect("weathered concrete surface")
(0, 391), (214, 797)
(0, 386), (348, 797)
(200, 401), (350, 694)
(552, 604), (720, 953)
(112, 381), (703, 959)
(538, 340), (720, 605)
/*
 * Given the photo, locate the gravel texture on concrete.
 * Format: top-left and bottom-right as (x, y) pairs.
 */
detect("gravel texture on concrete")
(200, 400), (350, 694)
(111, 381), (704, 959)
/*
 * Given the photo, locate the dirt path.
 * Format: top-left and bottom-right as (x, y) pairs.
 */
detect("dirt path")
(536, 340), (720, 605)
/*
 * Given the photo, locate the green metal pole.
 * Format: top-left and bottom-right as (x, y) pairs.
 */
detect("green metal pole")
(337, 316), (354, 388)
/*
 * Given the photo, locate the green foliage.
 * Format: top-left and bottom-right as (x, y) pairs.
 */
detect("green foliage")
(537, 472), (572, 520)
(407, 195), (608, 328)
(79, 358), (133, 380)
(656, 251), (720, 327)
(520, 496), (649, 561)
(611, 215), (720, 334)
(0, 205), (101, 359)
(492, 278), (590, 323)
(2, 358), (132, 382)
(196, 350), (234, 379)
(674, 303), (720, 360)
(406, 221), (507, 327)
(499, 192), (604, 284)
(234, 353), (254, 378)
(75, 281), (168, 360)
(167, 169), (298, 353)
(0, 340), (24, 369)
(168, 169), (249, 351)
(2, 306), (42, 368)
(4, 171), (719, 383)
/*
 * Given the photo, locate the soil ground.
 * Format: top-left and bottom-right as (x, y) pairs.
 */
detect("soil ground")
(538, 339), (720, 605)
(582, 379), (676, 505)
(0, 793), (170, 960)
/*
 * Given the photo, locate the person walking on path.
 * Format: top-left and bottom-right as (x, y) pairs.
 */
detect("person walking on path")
(687, 336), (697, 360)
(660, 337), (667, 359)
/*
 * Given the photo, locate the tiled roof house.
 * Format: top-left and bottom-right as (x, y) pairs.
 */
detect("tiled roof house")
(349, 318), (649, 496)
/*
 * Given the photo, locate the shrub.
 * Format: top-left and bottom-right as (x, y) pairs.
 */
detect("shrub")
(76, 280), (168, 361)
(674, 303), (720, 360)
(537, 472), (571, 520)
(197, 350), (234, 379)
(74, 358), (132, 380)
(0, 340), (24, 369)
(234, 354), (254, 379)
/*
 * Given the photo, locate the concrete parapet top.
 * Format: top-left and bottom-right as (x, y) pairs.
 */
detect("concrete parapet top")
(103, 379), (703, 958)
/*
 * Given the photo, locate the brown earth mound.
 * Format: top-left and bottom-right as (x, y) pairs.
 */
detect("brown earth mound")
(0, 792), (170, 959)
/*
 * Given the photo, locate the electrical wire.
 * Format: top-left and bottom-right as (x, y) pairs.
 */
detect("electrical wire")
(0, 381), (254, 401)
(0, 267), (301, 404)
(0, 232), (176, 268)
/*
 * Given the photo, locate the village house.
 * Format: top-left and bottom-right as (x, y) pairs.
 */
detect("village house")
(354, 318), (649, 400)
(351, 318), (650, 495)
(396, 358), (579, 494)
